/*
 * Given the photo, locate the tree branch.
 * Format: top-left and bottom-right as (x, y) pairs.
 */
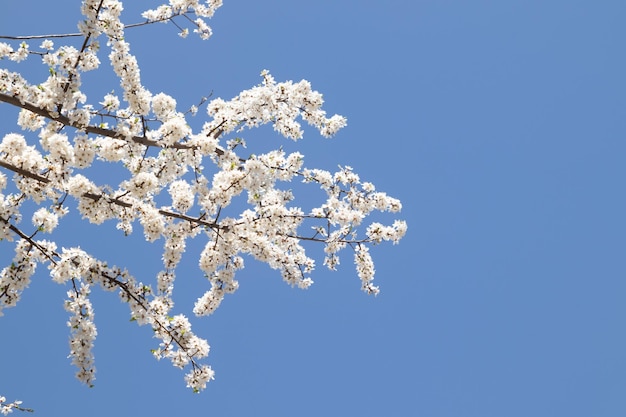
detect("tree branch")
(0, 159), (225, 230)
(1, 214), (206, 375)
(0, 16), (181, 40)
(0, 92), (225, 155)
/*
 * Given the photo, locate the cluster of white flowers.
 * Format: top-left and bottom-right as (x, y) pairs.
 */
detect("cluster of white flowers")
(205, 69), (347, 140)
(0, 0), (406, 406)
(0, 397), (25, 416)
(366, 220), (408, 244)
(17, 109), (45, 131)
(100, 93), (120, 112)
(0, 241), (40, 316)
(65, 282), (98, 386)
(0, 42), (29, 63)
(168, 180), (194, 212)
(184, 365), (216, 392)
(32, 208), (59, 233)
(142, 0), (223, 39)
(108, 38), (151, 116)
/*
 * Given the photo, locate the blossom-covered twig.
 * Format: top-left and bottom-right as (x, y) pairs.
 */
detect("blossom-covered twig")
(0, 397), (33, 415)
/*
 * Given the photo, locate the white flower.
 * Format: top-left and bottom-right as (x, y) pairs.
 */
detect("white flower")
(65, 174), (97, 197)
(354, 246), (378, 295)
(185, 365), (215, 392)
(32, 208), (59, 233)
(9, 42), (29, 62)
(193, 288), (224, 316)
(157, 115), (190, 145)
(138, 204), (165, 241)
(0, 397), (24, 416)
(44, 133), (75, 164)
(0, 43), (13, 58)
(152, 92), (177, 119)
(72, 134), (96, 168)
(40, 39), (54, 50)
(17, 109), (44, 131)
(125, 172), (159, 197)
(100, 93), (120, 111)
(169, 180), (194, 212)
(64, 282), (97, 387)
(0, 133), (27, 155)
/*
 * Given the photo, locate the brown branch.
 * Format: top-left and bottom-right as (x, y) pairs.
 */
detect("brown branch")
(0, 92), (225, 155)
(0, 159), (225, 230)
(84, 192), (224, 229)
(0, 92), (150, 143)
(0, 158), (360, 248)
(0, 160), (50, 183)
(1, 217), (60, 264)
(59, 0), (102, 102)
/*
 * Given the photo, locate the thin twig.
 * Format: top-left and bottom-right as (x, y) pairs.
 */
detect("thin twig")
(0, 17), (175, 40)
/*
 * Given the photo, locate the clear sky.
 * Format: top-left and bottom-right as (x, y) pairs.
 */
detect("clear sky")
(1, 1), (626, 416)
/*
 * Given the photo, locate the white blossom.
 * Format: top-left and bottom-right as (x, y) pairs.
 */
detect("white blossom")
(100, 93), (120, 111)
(138, 204), (166, 241)
(32, 208), (59, 233)
(152, 92), (177, 119)
(124, 172), (160, 198)
(9, 42), (29, 62)
(72, 134), (96, 168)
(0, 240), (41, 316)
(17, 109), (45, 131)
(40, 39), (54, 50)
(0, 397), (25, 415)
(169, 180), (194, 212)
(64, 282), (97, 387)
(42, 132), (75, 164)
(193, 287), (224, 316)
(185, 365), (215, 393)
(0, 43), (13, 58)
(354, 245), (378, 295)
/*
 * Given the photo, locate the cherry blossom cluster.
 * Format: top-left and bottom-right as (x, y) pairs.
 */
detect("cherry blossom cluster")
(0, 241), (39, 316)
(205, 69), (348, 139)
(142, 0), (223, 39)
(65, 282), (97, 386)
(0, 0), (406, 406)
(0, 397), (30, 416)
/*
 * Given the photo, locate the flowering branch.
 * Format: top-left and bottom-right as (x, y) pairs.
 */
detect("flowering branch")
(0, 13), (190, 41)
(0, 397), (33, 415)
(0, 92), (226, 154)
(1, 215), (214, 391)
(0, 0), (406, 408)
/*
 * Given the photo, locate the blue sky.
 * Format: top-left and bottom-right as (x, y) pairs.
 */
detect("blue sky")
(1, 1), (626, 416)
